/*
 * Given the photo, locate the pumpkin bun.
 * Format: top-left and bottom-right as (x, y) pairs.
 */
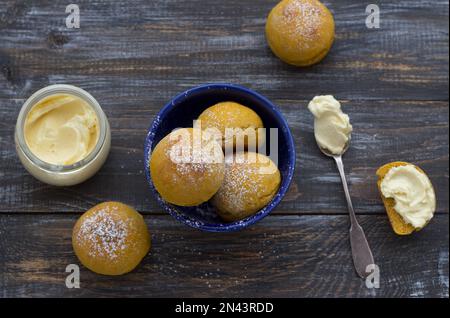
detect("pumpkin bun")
(197, 102), (265, 151)
(72, 202), (151, 276)
(150, 128), (225, 206)
(266, 0), (335, 66)
(376, 162), (436, 235)
(211, 152), (281, 222)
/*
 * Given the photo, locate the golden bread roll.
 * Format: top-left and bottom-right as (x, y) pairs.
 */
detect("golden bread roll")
(197, 102), (265, 152)
(211, 152), (281, 222)
(72, 201), (151, 276)
(150, 128), (225, 206)
(376, 162), (436, 235)
(266, 0), (335, 66)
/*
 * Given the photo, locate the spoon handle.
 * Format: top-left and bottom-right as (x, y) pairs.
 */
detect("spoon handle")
(334, 155), (375, 279)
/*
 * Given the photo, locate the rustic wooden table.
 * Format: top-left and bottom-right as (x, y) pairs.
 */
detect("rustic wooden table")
(0, 0), (448, 298)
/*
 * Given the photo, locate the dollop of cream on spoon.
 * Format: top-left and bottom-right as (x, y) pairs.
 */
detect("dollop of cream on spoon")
(308, 95), (352, 155)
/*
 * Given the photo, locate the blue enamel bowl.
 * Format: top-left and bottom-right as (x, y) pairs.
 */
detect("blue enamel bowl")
(144, 84), (296, 232)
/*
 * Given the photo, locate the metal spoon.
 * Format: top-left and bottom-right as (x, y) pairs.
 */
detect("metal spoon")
(318, 138), (375, 279)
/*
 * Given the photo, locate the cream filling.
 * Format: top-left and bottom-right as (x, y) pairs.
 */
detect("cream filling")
(24, 94), (99, 165)
(381, 165), (436, 228)
(308, 95), (352, 155)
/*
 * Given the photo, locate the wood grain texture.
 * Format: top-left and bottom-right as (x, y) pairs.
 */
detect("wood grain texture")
(0, 99), (448, 214)
(0, 0), (448, 298)
(0, 0), (448, 101)
(0, 214), (448, 298)
(0, 0), (448, 214)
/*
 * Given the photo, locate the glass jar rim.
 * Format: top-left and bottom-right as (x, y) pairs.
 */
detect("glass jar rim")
(15, 84), (109, 172)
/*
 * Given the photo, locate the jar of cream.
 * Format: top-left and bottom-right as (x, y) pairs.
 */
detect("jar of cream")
(15, 84), (111, 186)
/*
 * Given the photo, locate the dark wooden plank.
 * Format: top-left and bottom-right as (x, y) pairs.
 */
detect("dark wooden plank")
(0, 0), (448, 300)
(0, 214), (448, 298)
(1, 100), (448, 214)
(0, 0), (448, 102)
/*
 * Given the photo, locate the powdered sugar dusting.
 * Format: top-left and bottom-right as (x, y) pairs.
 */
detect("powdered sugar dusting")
(165, 129), (224, 182)
(221, 162), (261, 212)
(215, 153), (278, 213)
(77, 206), (130, 261)
(282, 0), (323, 45)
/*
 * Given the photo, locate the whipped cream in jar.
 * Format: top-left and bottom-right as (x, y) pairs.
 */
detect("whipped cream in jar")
(15, 84), (111, 186)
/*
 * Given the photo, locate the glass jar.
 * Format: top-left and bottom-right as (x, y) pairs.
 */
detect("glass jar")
(15, 84), (111, 186)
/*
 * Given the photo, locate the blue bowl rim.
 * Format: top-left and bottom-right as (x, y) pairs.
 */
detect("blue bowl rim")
(144, 83), (296, 232)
